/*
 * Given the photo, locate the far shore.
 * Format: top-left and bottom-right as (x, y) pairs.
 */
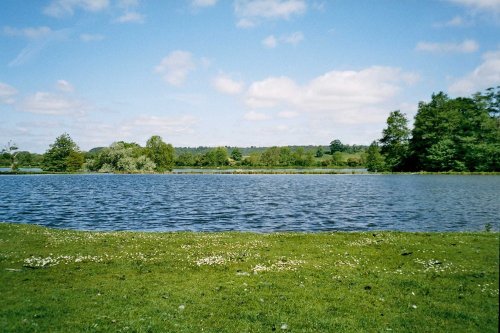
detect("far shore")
(1, 168), (499, 176)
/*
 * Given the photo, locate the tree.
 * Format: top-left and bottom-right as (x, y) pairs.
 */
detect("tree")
(66, 151), (85, 172)
(261, 147), (281, 166)
(315, 146), (324, 158)
(212, 147), (229, 166)
(242, 152), (260, 166)
(366, 141), (385, 172)
(2, 141), (19, 171)
(409, 90), (499, 171)
(43, 133), (83, 172)
(330, 139), (344, 154)
(292, 147), (314, 166)
(88, 141), (157, 173)
(175, 152), (195, 166)
(279, 147), (293, 166)
(380, 110), (410, 171)
(230, 148), (242, 162)
(331, 152), (343, 166)
(199, 147), (228, 167)
(146, 135), (174, 172)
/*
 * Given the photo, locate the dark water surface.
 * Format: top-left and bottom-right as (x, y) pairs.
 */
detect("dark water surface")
(0, 174), (498, 232)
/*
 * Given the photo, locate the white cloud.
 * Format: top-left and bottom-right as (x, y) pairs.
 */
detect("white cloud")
(69, 115), (199, 150)
(244, 111), (272, 121)
(3, 26), (53, 39)
(213, 74), (244, 95)
(115, 114), (198, 142)
(21, 92), (85, 115)
(278, 111), (299, 118)
(235, 0), (307, 27)
(246, 76), (300, 108)
(282, 31), (304, 45)
(263, 32), (304, 48)
(56, 80), (75, 93)
(449, 49), (500, 95)
(114, 11), (145, 23)
(155, 51), (196, 86)
(117, 0), (139, 8)
(0, 82), (18, 104)
(445, 0), (500, 12)
(80, 33), (105, 42)
(246, 66), (418, 124)
(262, 35), (277, 48)
(434, 15), (471, 27)
(122, 115), (199, 137)
(236, 18), (256, 28)
(192, 0), (218, 7)
(6, 28), (71, 67)
(44, 0), (110, 17)
(416, 39), (479, 53)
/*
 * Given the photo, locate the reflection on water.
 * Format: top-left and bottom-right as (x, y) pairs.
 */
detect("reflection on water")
(0, 174), (498, 232)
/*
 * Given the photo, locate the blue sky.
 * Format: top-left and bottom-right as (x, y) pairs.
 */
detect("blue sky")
(1, 0), (499, 153)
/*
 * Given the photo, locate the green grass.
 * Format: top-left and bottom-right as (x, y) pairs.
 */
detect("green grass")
(1, 223), (498, 332)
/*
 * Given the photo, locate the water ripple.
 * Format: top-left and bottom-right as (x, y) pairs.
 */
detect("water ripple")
(0, 174), (499, 232)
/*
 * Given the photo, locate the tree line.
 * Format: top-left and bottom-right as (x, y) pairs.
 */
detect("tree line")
(367, 87), (499, 172)
(3, 87), (498, 173)
(1, 136), (366, 172)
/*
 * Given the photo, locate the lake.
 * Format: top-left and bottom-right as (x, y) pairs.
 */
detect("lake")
(0, 174), (498, 232)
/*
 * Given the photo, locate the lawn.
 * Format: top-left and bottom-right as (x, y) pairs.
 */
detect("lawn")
(0, 223), (498, 332)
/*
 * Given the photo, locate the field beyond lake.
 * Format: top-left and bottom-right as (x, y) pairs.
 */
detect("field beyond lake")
(1, 223), (498, 332)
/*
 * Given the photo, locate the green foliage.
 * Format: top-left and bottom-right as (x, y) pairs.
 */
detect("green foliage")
(260, 146), (281, 166)
(146, 135), (175, 172)
(331, 151), (343, 166)
(1, 223), (498, 332)
(42, 133), (83, 172)
(372, 87), (499, 172)
(14, 151), (40, 167)
(175, 152), (196, 166)
(86, 141), (156, 173)
(380, 110), (410, 171)
(330, 139), (344, 154)
(230, 148), (242, 161)
(366, 141), (385, 172)
(66, 151), (85, 172)
(408, 89), (499, 172)
(315, 146), (324, 158)
(241, 152), (261, 166)
(1, 141), (19, 171)
(278, 147), (293, 166)
(196, 147), (229, 167)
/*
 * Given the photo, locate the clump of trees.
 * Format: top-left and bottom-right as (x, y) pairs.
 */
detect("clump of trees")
(43, 133), (85, 172)
(86, 135), (174, 173)
(0, 145), (43, 170)
(367, 87), (499, 172)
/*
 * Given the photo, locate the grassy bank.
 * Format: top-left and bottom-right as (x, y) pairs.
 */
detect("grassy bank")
(0, 223), (498, 332)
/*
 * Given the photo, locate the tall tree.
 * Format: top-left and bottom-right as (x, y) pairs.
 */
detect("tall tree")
(329, 139), (344, 154)
(365, 141), (385, 172)
(43, 133), (83, 172)
(409, 90), (499, 171)
(146, 135), (174, 172)
(380, 110), (410, 171)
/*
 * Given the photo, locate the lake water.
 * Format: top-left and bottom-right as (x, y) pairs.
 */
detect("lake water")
(0, 174), (498, 232)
